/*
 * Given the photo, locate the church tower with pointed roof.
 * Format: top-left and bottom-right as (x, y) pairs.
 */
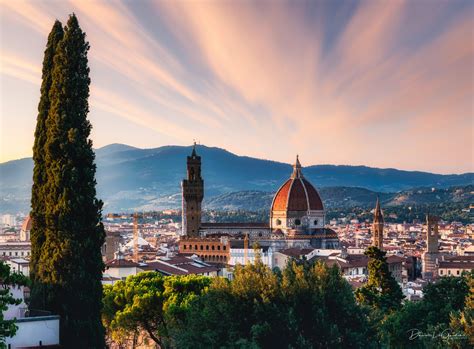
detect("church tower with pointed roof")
(182, 143), (204, 237)
(372, 198), (384, 249)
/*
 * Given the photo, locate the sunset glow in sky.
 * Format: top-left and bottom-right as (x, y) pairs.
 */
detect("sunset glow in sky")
(1, 0), (473, 173)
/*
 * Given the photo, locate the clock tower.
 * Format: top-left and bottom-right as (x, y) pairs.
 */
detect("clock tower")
(181, 143), (203, 237)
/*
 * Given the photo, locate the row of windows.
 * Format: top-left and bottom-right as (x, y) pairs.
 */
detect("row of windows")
(275, 219), (319, 226)
(439, 269), (461, 276)
(183, 244), (227, 251)
(202, 255), (227, 262)
(1, 251), (30, 257)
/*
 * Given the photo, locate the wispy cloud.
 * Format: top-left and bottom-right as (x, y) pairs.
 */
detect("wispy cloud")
(0, 0), (472, 173)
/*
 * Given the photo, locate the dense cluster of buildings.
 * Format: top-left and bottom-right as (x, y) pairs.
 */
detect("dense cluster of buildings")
(92, 146), (473, 291)
(1, 146), (473, 340)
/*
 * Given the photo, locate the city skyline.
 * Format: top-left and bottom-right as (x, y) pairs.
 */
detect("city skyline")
(1, 0), (473, 174)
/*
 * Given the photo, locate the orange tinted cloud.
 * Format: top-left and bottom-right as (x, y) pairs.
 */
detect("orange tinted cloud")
(1, 0), (472, 172)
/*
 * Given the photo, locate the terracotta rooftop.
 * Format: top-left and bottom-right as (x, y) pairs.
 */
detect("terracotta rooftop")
(105, 258), (140, 268)
(201, 222), (269, 229)
(142, 257), (219, 276)
(438, 261), (474, 269)
(271, 168), (324, 212)
(21, 215), (32, 231)
(279, 248), (315, 258)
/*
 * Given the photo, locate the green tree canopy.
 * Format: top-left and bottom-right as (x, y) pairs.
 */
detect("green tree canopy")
(102, 272), (211, 348)
(0, 261), (29, 345)
(450, 272), (474, 348)
(29, 19), (63, 311)
(355, 246), (403, 312)
(381, 273), (471, 348)
(175, 259), (371, 349)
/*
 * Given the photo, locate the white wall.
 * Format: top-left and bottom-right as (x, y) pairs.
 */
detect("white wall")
(5, 316), (60, 348)
(3, 286), (26, 321)
(106, 266), (140, 279)
(229, 248), (273, 268)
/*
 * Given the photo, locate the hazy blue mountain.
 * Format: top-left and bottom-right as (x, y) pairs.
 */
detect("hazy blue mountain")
(205, 186), (474, 211)
(1, 144), (472, 213)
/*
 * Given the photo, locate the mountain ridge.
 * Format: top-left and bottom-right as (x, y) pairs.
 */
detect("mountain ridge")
(1, 143), (472, 213)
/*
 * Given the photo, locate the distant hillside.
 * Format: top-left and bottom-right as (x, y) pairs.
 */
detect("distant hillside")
(0, 144), (472, 213)
(205, 186), (474, 211)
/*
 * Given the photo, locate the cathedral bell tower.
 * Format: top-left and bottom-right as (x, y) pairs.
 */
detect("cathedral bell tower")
(422, 214), (440, 280)
(373, 197), (384, 250)
(181, 143), (204, 237)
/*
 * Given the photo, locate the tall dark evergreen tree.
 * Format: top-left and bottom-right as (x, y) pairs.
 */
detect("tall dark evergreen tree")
(355, 246), (403, 312)
(35, 14), (105, 348)
(29, 20), (63, 311)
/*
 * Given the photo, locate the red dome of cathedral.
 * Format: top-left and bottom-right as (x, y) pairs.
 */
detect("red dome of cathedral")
(21, 215), (32, 231)
(271, 156), (324, 212)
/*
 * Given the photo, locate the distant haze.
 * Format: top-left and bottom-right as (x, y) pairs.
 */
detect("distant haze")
(1, 1), (473, 173)
(0, 144), (472, 213)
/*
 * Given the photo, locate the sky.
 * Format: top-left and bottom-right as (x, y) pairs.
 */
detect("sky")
(0, 0), (473, 174)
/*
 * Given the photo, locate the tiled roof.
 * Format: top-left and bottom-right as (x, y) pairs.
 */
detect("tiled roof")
(443, 255), (474, 262)
(386, 255), (404, 263)
(272, 179), (292, 211)
(105, 258), (140, 268)
(21, 215), (32, 231)
(201, 222), (269, 229)
(279, 248), (314, 258)
(142, 262), (187, 275)
(302, 179), (324, 210)
(288, 179), (307, 211)
(142, 258), (219, 276)
(271, 176), (324, 213)
(438, 261), (474, 269)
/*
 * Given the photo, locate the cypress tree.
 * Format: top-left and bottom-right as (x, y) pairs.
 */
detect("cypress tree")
(30, 20), (63, 310)
(37, 14), (105, 347)
(355, 246), (403, 312)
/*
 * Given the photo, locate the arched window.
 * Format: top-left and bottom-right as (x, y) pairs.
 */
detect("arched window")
(295, 219), (301, 226)
(200, 245), (204, 250)
(217, 246), (221, 250)
(183, 245), (187, 250)
(212, 245), (215, 250)
(195, 245), (198, 250)
(313, 219), (318, 226)
(206, 245), (209, 250)
(276, 219), (281, 225)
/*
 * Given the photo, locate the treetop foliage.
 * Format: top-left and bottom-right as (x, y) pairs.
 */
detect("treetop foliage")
(30, 13), (105, 348)
(0, 261), (29, 345)
(355, 246), (404, 312)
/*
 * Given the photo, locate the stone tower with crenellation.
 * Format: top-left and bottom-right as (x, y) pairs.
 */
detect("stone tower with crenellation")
(372, 198), (384, 250)
(422, 215), (440, 280)
(181, 143), (203, 237)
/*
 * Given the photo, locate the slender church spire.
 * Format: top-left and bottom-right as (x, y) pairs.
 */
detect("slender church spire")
(373, 197), (384, 249)
(374, 196), (384, 224)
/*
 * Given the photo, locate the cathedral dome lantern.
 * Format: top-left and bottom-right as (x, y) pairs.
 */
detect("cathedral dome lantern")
(270, 156), (325, 232)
